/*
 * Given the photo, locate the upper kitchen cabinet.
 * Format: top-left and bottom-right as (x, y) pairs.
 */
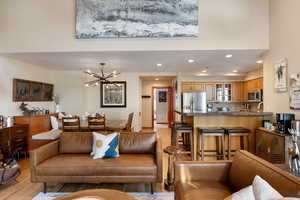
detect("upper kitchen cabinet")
(182, 82), (205, 92)
(232, 82), (244, 102)
(205, 83), (216, 102)
(216, 83), (232, 102)
(245, 78), (263, 91)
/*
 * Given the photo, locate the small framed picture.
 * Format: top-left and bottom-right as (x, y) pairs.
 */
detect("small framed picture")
(101, 81), (126, 107)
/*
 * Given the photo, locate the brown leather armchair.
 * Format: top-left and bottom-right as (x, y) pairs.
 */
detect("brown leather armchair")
(30, 132), (162, 193)
(175, 150), (300, 200)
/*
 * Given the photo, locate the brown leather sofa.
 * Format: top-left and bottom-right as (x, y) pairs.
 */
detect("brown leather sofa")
(30, 132), (162, 193)
(175, 150), (300, 200)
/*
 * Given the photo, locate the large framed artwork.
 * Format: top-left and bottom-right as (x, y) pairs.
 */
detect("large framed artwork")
(75, 0), (198, 38)
(13, 79), (54, 102)
(101, 81), (127, 107)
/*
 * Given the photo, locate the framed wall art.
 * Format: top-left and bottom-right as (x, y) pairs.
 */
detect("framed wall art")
(100, 81), (127, 107)
(274, 58), (288, 92)
(13, 79), (54, 102)
(290, 73), (300, 110)
(75, 0), (198, 38)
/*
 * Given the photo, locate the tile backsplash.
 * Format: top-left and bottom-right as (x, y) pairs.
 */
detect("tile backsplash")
(209, 102), (261, 112)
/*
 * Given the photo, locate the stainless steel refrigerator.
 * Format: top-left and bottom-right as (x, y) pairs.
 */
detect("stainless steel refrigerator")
(182, 92), (207, 113)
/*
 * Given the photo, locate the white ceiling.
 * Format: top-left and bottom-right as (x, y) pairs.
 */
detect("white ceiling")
(1, 50), (266, 76)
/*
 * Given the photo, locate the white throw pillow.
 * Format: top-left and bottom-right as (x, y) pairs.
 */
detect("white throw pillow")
(252, 175), (283, 200)
(224, 186), (255, 200)
(92, 132), (119, 159)
(50, 116), (59, 130)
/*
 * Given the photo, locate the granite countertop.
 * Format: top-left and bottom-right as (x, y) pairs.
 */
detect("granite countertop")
(184, 111), (273, 117)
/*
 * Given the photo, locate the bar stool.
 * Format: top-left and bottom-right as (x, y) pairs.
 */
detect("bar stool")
(197, 127), (225, 160)
(223, 127), (250, 160)
(172, 122), (194, 160)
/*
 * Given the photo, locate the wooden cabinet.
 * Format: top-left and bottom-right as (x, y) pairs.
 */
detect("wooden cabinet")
(205, 83), (216, 102)
(0, 125), (28, 160)
(182, 82), (205, 92)
(256, 128), (287, 164)
(14, 114), (57, 150)
(245, 78), (263, 92)
(181, 79), (261, 103)
(232, 82), (244, 102)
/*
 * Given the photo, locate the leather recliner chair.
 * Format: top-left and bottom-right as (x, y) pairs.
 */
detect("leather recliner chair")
(30, 132), (163, 193)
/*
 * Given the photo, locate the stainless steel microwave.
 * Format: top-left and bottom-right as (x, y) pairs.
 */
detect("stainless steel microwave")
(248, 90), (262, 102)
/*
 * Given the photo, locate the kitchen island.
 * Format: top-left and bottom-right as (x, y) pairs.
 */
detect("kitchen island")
(181, 111), (273, 160)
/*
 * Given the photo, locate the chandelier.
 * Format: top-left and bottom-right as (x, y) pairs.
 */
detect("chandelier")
(84, 63), (120, 87)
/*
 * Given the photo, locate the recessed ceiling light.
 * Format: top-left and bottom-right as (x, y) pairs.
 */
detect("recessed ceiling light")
(156, 63), (162, 67)
(233, 70), (238, 73)
(202, 70), (207, 73)
(256, 60), (263, 64)
(188, 59), (195, 63)
(225, 54), (233, 58)
(155, 78), (159, 81)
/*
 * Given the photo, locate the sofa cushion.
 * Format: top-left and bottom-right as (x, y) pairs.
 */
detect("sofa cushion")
(60, 132), (92, 154)
(36, 154), (156, 177)
(176, 181), (232, 200)
(228, 151), (300, 197)
(119, 133), (156, 154)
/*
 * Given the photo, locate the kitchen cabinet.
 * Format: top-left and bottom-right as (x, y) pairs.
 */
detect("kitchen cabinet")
(232, 82), (244, 102)
(182, 82), (205, 92)
(256, 128), (287, 164)
(215, 83), (232, 102)
(205, 83), (216, 102)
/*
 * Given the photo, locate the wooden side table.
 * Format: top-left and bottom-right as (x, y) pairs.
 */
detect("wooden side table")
(55, 189), (135, 200)
(164, 146), (181, 191)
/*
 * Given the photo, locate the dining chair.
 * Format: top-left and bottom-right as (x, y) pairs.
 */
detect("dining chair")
(88, 116), (106, 132)
(62, 117), (80, 132)
(107, 112), (134, 132)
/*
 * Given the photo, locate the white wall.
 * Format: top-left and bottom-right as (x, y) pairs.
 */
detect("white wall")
(0, 56), (53, 116)
(0, 0), (269, 53)
(141, 80), (172, 127)
(263, 0), (300, 119)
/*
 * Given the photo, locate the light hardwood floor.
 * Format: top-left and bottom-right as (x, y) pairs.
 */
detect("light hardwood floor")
(0, 127), (173, 200)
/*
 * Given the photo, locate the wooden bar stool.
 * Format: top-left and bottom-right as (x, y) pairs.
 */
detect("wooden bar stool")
(197, 127), (225, 160)
(173, 123), (194, 160)
(224, 127), (250, 160)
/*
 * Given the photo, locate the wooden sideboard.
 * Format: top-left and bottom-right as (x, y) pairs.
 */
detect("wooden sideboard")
(256, 128), (291, 164)
(0, 124), (28, 160)
(14, 113), (57, 150)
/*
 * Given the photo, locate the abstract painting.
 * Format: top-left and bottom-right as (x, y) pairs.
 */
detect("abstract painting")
(101, 82), (127, 107)
(75, 0), (198, 38)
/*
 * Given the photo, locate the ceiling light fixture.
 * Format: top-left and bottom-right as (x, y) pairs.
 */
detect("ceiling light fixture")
(83, 62), (120, 87)
(225, 54), (233, 58)
(233, 70), (238, 73)
(196, 73), (209, 76)
(155, 78), (159, 81)
(156, 63), (162, 67)
(188, 59), (195, 63)
(256, 60), (263, 64)
(202, 70), (207, 73)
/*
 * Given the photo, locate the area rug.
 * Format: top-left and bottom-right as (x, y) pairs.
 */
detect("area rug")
(33, 192), (174, 200)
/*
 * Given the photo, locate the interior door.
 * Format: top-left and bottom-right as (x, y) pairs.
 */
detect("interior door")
(155, 88), (169, 123)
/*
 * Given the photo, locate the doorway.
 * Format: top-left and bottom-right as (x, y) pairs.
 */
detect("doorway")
(152, 87), (173, 128)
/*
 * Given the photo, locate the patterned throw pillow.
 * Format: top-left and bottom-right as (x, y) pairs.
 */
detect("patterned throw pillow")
(91, 132), (119, 159)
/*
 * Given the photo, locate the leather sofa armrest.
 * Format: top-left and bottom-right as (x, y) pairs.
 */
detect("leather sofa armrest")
(174, 161), (232, 183)
(156, 137), (163, 183)
(30, 140), (59, 167)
